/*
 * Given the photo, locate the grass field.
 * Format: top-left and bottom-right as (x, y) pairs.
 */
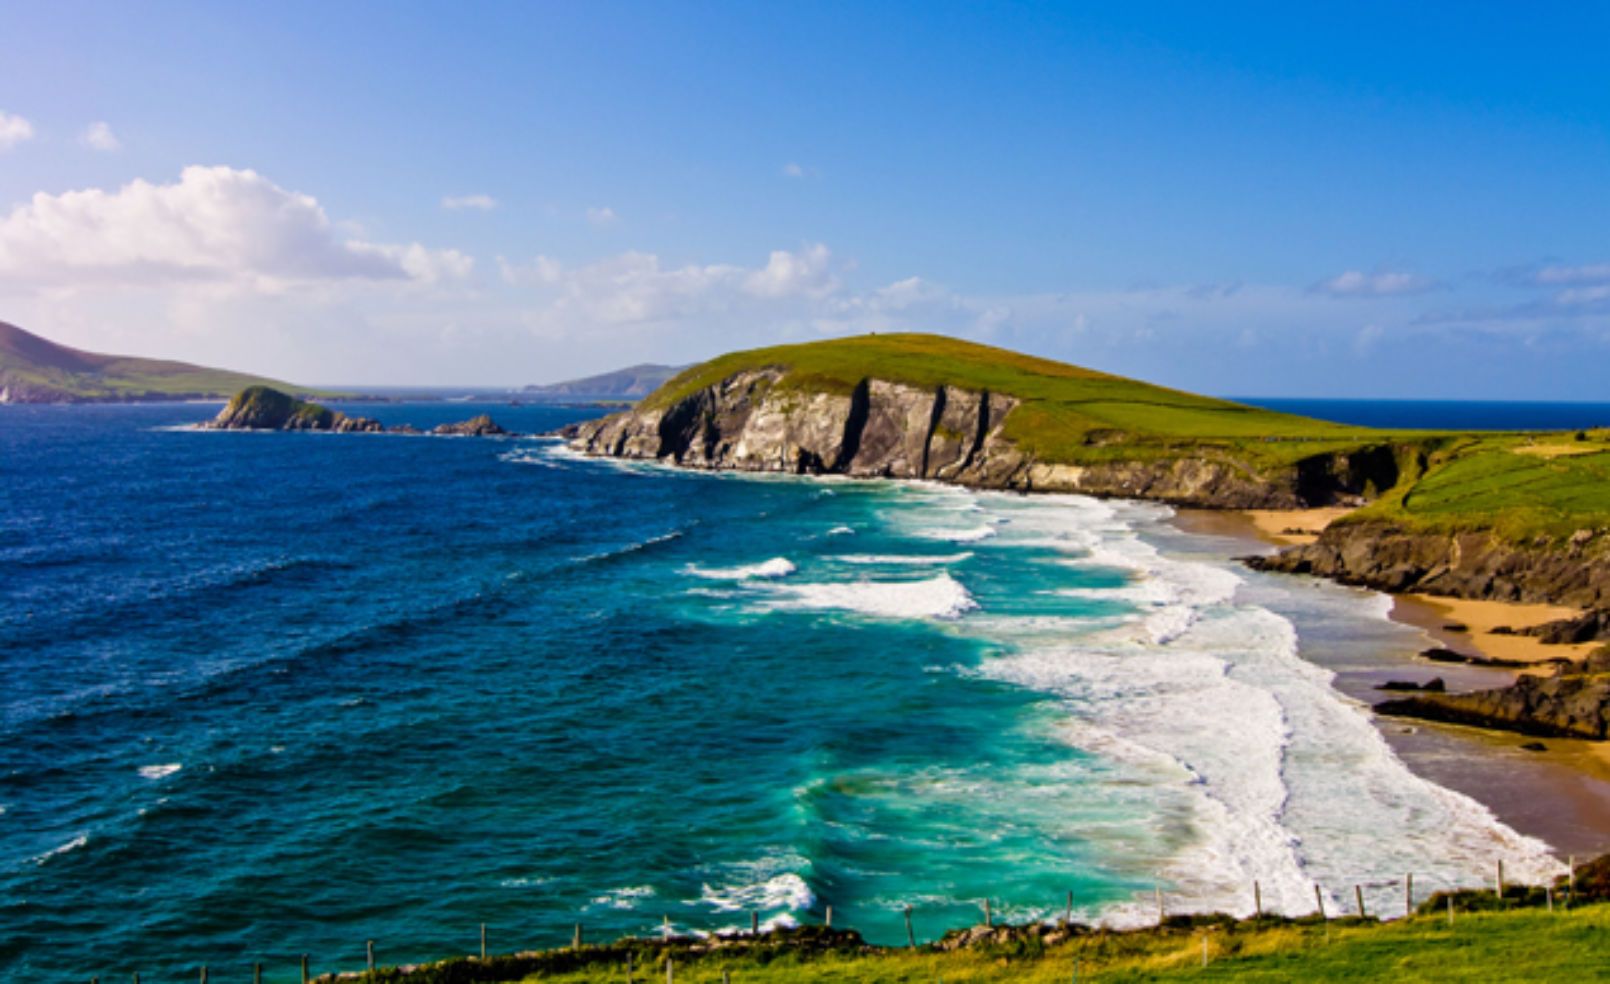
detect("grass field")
(641, 334), (1610, 542)
(356, 904), (1610, 983)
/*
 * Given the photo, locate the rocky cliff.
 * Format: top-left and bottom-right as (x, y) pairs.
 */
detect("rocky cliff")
(1376, 648), (1610, 740)
(1246, 520), (1610, 609)
(563, 369), (1396, 509)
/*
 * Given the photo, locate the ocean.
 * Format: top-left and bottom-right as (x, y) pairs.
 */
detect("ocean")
(0, 401), (1581, 981)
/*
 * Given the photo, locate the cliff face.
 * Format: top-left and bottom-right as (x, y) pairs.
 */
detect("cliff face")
(1376, 648), (1610, 740)
(563, 369), (1395, 509)
(1247, 520), (1610, 609)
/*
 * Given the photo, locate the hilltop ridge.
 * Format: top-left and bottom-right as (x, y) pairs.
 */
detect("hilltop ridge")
(0, 320), (317, 404)
(565, 333), (1407, 509)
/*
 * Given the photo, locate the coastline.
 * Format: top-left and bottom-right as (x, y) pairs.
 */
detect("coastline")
(1172, 506), (1610, 856)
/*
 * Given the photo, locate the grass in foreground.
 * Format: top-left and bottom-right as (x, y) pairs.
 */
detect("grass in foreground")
(358, 905), (1610, 984)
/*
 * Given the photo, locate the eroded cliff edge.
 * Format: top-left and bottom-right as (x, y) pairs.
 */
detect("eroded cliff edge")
(561, 367), (1399, 509)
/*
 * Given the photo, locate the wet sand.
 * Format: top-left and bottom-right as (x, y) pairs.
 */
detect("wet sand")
(1173, 506), (1610, 857)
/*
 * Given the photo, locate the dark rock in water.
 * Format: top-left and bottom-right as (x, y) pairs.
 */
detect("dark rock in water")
(1420, 647), (1471, 664)
(1520, 741), (1548, 752)
(1377, 677), (1446, 693)
(333, 415), (383, 433)
(1376, 647), (1610, 740)
(433, 414), (508, 437)
(1442, 622), (1469, 633)
(206, 385), (381, 432)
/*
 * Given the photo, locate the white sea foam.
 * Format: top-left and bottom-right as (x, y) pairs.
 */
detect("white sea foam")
(837, 552), (973, 566)
(825, 526), (855, 536)
(915, 525), (996, 543)
(32, 834), (88, 865)
(946, 489), (1560, 920)
(683, 557), (797, 580)
(589, 885), (656, 910)
(138, 763), (182, 780)
(761, 573), (977, 620)
(699, 872), (815, 914)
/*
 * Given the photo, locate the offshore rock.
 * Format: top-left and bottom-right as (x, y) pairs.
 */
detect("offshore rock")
(206, 386), (381, 432)
(432, 414), (508, 437)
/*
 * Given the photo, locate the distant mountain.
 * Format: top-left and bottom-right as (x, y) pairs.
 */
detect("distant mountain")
(0, 321), (316, 404)
(522, 363), (686, 402)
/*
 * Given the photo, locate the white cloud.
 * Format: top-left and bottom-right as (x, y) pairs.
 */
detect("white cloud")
(442, 193), (497, 211)
(0, 165), (473, 289)
(1313, 269), (1435, 297)
(586, 206), (618, 227)
(0, 111), (34, 152)
(80, 121), (120, 152)
(743, 244), (836, 298)
(1533, 262), (1610, 286)
(781, 162), (811, 179)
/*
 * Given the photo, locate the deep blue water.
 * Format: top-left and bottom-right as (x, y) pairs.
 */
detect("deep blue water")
(0, 402), (1572, 982)
(1235, 398), (1610, 431)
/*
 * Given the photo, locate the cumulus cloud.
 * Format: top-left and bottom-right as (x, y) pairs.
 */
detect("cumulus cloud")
(586, 206), (618, 227)
(80, 121), (120, 152)
(781, 162), (816, 179)
(0, 111), (34, 151)
(502, 243), (843, 328)
(1313, 269), (1435, 297)
(441, 193), (497, 211)
(0, 165), (473, 289)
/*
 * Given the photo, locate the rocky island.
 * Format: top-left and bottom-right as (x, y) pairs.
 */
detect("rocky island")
(567, 332), (1610, 744)
(205, 386), (513, 437)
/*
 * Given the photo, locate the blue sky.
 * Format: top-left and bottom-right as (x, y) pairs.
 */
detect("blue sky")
(1, 2), (1607, 396)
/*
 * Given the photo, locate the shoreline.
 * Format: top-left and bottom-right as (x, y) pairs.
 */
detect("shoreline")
(1173, 506), (1610, 856)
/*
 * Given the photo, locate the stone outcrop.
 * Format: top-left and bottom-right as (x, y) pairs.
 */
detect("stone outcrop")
(562, 370), (1394, 508)
(206, 386), (382, 432)
(432, 414), (508, 437)
(1375, 648), (1610, 740)
(1246, 520), (1610, 609)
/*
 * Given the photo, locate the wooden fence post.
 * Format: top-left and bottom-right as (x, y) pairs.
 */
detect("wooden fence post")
(983, 898), (992, 928)
(301, 954), (309, 984)
(1447, 895), (1454, 927)
(751, 911), (758, 936)
(1355, 885), (1366, 919)
(1313, 885), (1326, 920)
(1064, 890), (1072, 927)
(367, 940), (374, 975)
(904, 905), (916, 949)
(825, 904), (833, 929)
(1253, 880), (1262, 919)
(1547, 886), (1554, 912)
(480, 922), (487, 960)
(1200, 933), (1208, 968)
(574, 923), (583, 949)
(723, 970), (731, 984)
(1569, 856), (1577, 903)
(1496, 859), (1504, 900)
(254, 964), (262, 984)
(1154, 885), (1164, 925)
(665, 957), (674, 984)
(1406, 874), (1413, 918)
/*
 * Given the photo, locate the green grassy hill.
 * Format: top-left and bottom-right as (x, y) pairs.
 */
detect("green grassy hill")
(0, 320), (324, 403)
(642, 333), (1610, 541)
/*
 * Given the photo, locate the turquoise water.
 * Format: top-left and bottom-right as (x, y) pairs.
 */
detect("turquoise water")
(0, 404), (1562, 981)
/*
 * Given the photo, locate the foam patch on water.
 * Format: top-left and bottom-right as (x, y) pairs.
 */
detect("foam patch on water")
(138, 763), (182, 780)
(31, 834), (88, 865)
(760, 573), (977, 620)
(683, 557), (797, 580)
(826, 526), (855, 536)
(589, 885), (656, 910)
(914, 525), (997, 543)
(837, 552), (973, 566)
(945, 490), (1561, 921)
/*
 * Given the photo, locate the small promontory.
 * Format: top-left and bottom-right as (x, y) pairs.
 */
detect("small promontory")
(563, 333), (1407, 509)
